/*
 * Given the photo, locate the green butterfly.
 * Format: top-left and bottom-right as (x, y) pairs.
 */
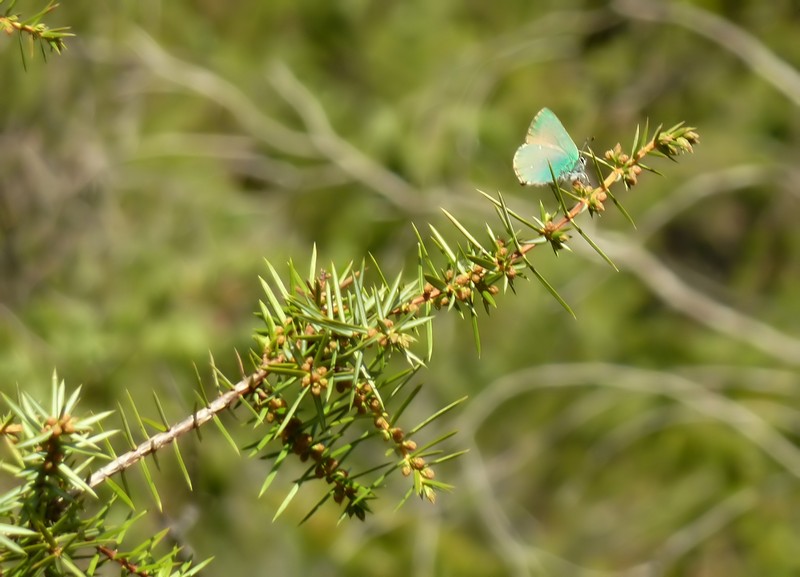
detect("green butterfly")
(513, 108), (587, 186)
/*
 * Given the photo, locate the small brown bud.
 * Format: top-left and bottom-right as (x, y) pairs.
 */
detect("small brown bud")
(410, 457), (425, 470)
(402, 440), (417, 451)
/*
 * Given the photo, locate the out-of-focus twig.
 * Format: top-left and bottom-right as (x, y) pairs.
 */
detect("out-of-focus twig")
(613, 0), (800, 107)
(128, 29), (316, 158)
(127, 30), (426, 211)
(586, 233), (800, 367)
(459, 363), (800, 575)
(636, 165), (774, 238)
(134, 132), (351, 190)
(268, 61), (425, 209)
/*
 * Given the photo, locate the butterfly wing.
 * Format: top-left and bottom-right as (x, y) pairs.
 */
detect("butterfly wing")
(524, 109), (578, 152)
(514, 108), (583, 186)
(513, 142), (576, 186)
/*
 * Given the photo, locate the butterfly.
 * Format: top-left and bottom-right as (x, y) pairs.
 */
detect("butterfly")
(513, 108), (587, 186)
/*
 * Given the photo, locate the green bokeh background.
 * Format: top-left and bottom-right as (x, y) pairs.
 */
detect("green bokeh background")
(2, 0), (800, 575)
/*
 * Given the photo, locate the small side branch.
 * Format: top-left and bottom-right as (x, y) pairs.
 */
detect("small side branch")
(88, 369), (267, 488)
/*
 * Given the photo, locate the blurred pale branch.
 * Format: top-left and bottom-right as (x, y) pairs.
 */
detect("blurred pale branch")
(584, 233), (800, 367)
(636, 164), (775, 237)
(134, 132), (352, 191)
(268, 61), (426, 209)
(613, 0), (800, 106)
(127, 29), (436, 214)
(463, 362), (800, 479)
(128, 29), (315, 158)
(656, 486), (759, 568)
(459, 362), (800, 575)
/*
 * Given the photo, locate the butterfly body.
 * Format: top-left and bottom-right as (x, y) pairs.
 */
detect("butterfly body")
(513, 108), (586, 186)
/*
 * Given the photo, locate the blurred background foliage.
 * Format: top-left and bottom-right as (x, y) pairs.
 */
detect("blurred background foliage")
(2, 0), (800, 575)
